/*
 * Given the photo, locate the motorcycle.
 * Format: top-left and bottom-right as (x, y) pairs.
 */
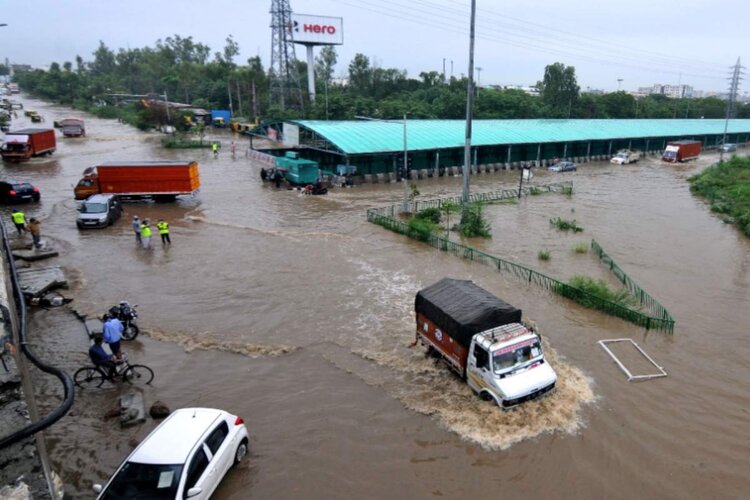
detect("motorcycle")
(108, 301), (140, 340)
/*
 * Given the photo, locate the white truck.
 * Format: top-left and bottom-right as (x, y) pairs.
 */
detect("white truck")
(415, 278), (557, 408)
(610, 149), (641, 164)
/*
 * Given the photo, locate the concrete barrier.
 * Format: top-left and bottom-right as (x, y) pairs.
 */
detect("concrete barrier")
(419, 169), (429, 179)
(386, 172), (396, 183)
(363, 174), (374, 183)
(375, 173), (387, 183)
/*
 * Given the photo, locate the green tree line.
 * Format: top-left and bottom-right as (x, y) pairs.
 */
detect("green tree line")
(13, 36), (750, 128)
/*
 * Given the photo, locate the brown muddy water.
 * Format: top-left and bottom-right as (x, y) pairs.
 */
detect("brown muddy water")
(4, 97), (749, 499)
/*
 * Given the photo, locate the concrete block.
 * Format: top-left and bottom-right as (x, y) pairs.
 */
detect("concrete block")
(375, 173), (386, 183)
(363, 174), (374, 184)
(120, 390), (146, 428)
(386, 172), (396, 183)
(419, 169), (429, 179)
(17, 266), (67, 298)
(12, 248), (59, 262)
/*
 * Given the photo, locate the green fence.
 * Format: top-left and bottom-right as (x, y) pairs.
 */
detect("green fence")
(367, 185), (675, 332)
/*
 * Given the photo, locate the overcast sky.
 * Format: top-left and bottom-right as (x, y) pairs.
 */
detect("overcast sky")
(2, 0), (746, 92)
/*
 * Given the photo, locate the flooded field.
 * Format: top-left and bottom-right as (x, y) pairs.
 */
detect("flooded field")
(4, 97), (750, 499)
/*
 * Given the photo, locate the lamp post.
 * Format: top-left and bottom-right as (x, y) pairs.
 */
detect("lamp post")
(355, 115), (410, 214)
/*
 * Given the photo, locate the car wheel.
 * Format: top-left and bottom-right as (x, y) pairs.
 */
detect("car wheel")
(233, 439), (248, 466)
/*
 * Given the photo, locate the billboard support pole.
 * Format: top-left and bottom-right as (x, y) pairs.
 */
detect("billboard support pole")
(305, 44), (316, 103)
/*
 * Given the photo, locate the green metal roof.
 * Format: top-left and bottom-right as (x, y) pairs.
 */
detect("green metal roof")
(293, 119), (750, 155)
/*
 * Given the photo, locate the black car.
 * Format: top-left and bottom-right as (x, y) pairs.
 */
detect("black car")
(0, 181), (41, 204)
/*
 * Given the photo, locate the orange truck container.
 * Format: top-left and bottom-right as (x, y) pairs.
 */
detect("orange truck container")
(74, 161), (201, 201)
(1, 128), (57, 161)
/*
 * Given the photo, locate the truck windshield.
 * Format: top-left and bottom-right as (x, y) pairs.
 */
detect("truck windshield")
(493, 339), (542, 374)
(663, 151), (676, 160)
(82, 202), (107, 214)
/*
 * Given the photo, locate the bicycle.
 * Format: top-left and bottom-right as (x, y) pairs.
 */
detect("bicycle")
(74, 353), (154, 388)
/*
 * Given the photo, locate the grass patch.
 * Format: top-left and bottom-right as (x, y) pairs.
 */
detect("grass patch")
(407, 217), (438, 242)
(550, 217), (583, 232)
(529, 186), (545, 195)
(538, 249), (551, 260)
(414, 207), (442, 224)
(561, 185), (573, 196)
(689, 156), (750, 237)
(557, 275), (636, 310)
(574, 242), (588, 254)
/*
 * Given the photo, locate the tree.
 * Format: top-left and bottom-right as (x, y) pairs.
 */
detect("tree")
(315, 46), (337, 85)
(600, 91), (635, 118)
(348, 53), (371, 95)
(537, 62), (580, 118)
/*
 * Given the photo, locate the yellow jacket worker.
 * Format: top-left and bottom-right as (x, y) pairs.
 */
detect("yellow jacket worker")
(156, 219), (171, 245)
(11, 209), (26, 235)
(140, 220), (152, 249)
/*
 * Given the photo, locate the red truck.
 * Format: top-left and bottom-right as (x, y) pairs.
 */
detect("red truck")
(1, 128), (57, 161)
(662, 140), (702, 163)
(74, 161), (201, 201)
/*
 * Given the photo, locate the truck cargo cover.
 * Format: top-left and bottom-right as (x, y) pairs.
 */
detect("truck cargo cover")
(415, 278), (522, 347)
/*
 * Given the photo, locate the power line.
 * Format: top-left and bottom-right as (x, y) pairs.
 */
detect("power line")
(332, 0), (726, 82)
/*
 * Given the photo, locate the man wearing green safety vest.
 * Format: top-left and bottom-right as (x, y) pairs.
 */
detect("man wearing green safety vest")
(212, 142), (218, 156)
(140, 219), (152, 249)
(156, 218), (171, 245)
(11, 209), (26, 235)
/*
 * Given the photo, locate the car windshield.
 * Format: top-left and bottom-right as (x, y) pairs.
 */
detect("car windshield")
(12, 183), (31, 190)
(82, 202), (107, 214)
(493, 339), (543, 374)
(100, 462), (183, 499)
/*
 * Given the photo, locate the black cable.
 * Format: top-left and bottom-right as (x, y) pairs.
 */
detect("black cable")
(0, 220), (75, 450)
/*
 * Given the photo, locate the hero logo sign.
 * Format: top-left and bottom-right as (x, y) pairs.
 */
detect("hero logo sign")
(290, 14), (344, 45)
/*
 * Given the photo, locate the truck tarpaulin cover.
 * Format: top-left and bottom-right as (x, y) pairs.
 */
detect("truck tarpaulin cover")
(415, 278), (522, 347)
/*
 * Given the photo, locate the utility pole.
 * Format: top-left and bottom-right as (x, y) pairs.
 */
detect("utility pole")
(720, 57), (745, 163)
(461, 0), (477, 213)
(442, 58), (446, 83)
(163, 90), (171, 125)
(461, 0), (476, 208)
(617, 78), (623, 91)
(403, 114), (409, 214)
(269, 0), (304, 111)
(476, 66), (482, 89)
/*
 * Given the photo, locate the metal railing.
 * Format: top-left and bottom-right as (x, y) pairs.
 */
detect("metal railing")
(0, 221), (75, 450)
(367, 186), (675, 333)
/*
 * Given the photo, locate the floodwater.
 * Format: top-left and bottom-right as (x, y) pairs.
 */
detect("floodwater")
(5, 97), (749, 499)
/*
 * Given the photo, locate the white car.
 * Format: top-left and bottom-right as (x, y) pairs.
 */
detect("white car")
(95, 408), (249, 499)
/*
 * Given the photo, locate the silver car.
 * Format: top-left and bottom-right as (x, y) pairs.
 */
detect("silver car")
(76, 194), (122, 229)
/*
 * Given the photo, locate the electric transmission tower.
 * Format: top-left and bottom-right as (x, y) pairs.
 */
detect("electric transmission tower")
(720, 57), (744, 162)
(269, 0), (304, 112)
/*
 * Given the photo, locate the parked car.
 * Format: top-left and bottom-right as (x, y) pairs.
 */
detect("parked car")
(76, 194), (122, 229)
(0, 180), (41, 204)
(548, 160), (577, 172)
(720, 143), (737, 153)
(94, 408), (249, 500)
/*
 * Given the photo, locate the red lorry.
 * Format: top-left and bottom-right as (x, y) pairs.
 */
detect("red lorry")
(1, 128), (57, 161)
(74, 161), (201, 201)
(662, 140), (702, 163)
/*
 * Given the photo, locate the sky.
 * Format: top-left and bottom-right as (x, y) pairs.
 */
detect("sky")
(2, 0), (747, 93)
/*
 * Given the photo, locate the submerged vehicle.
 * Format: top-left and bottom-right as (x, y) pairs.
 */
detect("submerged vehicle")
(1, 128), (57, 161)
(415, 278), (557, 408)
(74, 161), (201, 201)
(60, 117), (86, 137)
(610, 149), (641, 164)
(662, 140), (701, 162)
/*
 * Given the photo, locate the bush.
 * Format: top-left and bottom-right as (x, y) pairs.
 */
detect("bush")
(561, 185), (573, 196)
(529, 186), (544, 195)
(459, 203), (492, 238)
(538, 249), (551, 260)
(689, 157), (750, 238)
(574, 242), (588, 254)
(414, 207), (441, 224)
(550, 217), (583, 232)
(407, 217), (438, 242)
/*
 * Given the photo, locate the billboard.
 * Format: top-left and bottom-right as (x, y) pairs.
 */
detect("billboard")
(290, 14), (343, 45)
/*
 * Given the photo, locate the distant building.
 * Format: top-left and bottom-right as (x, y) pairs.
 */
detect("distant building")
(637, 83), (693, 98)
(489, 84), (539, 96)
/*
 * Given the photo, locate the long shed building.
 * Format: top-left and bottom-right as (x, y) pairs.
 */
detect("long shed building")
(266, 119), (750, 180)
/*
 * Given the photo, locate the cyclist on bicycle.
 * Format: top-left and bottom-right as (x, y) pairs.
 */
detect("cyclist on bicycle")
(89, 335), (117, 379)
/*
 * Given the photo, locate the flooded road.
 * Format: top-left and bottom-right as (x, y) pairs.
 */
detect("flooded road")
(5, 97), (750, 499)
